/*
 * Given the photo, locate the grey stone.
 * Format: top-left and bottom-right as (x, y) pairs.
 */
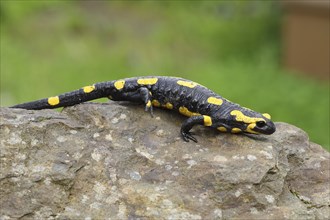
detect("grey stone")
(0, 102), (329, 219)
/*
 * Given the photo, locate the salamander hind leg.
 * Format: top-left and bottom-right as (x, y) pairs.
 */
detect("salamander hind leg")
(138, 87), (154, 116)
(114, 87), (154, 116)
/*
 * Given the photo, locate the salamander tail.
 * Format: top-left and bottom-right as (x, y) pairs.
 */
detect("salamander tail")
(10, 82), (113, 110)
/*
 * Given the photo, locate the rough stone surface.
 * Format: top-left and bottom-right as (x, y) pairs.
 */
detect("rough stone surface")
(0, 102), (329, 219)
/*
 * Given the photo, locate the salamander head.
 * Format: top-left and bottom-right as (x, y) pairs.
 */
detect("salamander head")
(220, 109), (276, 135)
(247, 114), (276, 135)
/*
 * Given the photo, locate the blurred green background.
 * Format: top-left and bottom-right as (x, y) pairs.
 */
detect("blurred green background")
(1, 1), (329, 150)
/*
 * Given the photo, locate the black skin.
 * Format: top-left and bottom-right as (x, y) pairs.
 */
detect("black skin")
(10, 76), (276, 142)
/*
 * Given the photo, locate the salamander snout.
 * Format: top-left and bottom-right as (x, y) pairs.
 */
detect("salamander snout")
(252, 120), (276, 135)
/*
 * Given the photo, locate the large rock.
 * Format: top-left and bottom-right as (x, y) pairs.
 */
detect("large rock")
(0, 102), (329, 219)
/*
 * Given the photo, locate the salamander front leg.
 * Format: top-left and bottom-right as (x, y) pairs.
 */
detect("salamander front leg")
(180, 115), (205, 142)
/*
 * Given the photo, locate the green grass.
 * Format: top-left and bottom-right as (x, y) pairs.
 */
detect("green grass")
(1, 1), (329, 150)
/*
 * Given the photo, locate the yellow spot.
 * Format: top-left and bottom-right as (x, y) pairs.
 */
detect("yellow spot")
(231, 128), (242, 133)
(82, 85), (95, 93)
(207, 97), (223, 105)
(230, 110), (265, 124)
(177, 80), (198, 88)
(48, 96), (60, 106)
(203, 115), (212, 126)
(137, 78), (158, 85)
(146, 100), (152, 108)
(246, 123), (259, 134)
(152, 100), (160, 107)
(114, 80), (125, 90)
(262, 113), (271, 119)
(217, 126), (227, 132)
(179, 106), (200, 117)
(164, 102), (173, 109)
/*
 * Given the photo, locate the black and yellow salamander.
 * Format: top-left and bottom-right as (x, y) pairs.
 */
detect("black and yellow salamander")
(11, 76), (276, 142)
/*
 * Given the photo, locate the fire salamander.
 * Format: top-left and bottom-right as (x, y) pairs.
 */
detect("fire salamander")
(11, 76), (276, 142)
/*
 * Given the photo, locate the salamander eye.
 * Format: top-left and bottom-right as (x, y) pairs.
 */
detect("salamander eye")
(256, 121), (266, 128)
